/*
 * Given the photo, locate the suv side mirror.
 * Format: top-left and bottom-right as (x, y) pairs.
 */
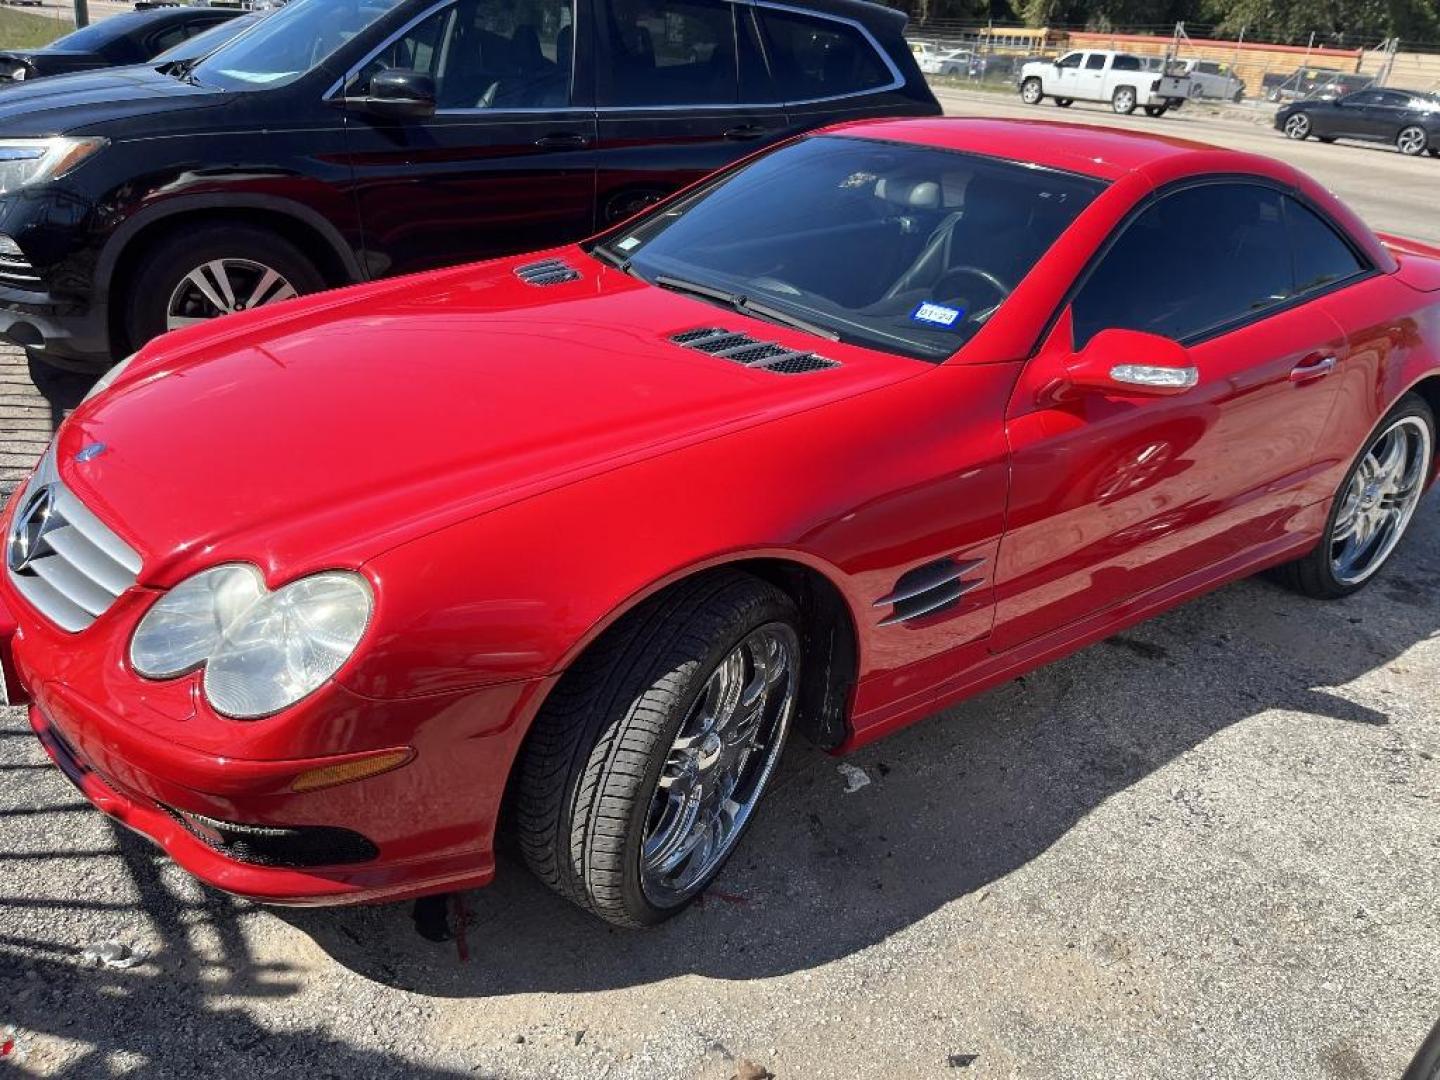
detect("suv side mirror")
(1064, 328), (1198, 397)
(349, 69), (436, 119)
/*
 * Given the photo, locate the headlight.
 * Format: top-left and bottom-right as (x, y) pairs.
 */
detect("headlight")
(130, 567), (372, 718)
(131, 564), (265, 678)
(82, 351), (137, 403)
(11, 66), (26, 81)
(204, 572), (372, 719)
(0, 137), (106, 195)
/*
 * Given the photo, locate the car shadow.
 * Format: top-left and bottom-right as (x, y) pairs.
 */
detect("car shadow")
(279, 505), (1439, 1000)
(25, 350), (96, 433)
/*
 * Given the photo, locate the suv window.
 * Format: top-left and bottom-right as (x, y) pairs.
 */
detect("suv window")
(1284, 196), (1365, 293)
(599, 0), (739, 106)
(759, 9), (890, 102)
(1111, 54), (1141, 71)
(354, 0), (574, 109)
(1056, 51), (1081, 68)
(1073, 183), (1296, 347)
(196, 0), (405, 90)
(1084, 53), (1106, 70)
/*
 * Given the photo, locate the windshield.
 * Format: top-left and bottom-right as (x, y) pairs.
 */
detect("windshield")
(191, 0), (404, 90)
(594, 136), (1103, 362)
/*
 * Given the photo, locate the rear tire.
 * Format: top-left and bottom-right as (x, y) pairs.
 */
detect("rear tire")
(1397, 125), (1428, 156)
(1111, 86), (1136, 114)
(1020, 77), (1043, 105)
(514, 571), (801, 927)
(123, 223), (325, 353)
(1273, 394), (1434, 599)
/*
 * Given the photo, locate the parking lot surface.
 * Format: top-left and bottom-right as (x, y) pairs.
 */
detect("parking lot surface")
(0, 95), (1437, 1079)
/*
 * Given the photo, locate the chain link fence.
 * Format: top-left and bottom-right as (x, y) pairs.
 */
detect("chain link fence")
(906, 20), (1440, 102)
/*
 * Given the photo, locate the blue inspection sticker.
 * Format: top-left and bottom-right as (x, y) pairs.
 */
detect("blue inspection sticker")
(910, 301), (964, 328)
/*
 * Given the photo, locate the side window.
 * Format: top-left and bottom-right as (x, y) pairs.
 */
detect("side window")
(1284, 196), (1365, 295)
(353, 0), (574, 110)
(1084, 53), (1106, 70)
(758, 9), (890, 102)
(1111, 54), (1140, 72)
(600, 0), (738, 106)
(1072, 184), (1293, 348)
(1345, 91), (1381, 106)
(1056, 51), (1081, 68)
(147, 24), (194, 56)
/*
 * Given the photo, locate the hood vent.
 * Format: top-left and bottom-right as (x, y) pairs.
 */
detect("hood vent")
(670, 328), (839, 375)
(875, 557), (985, 626)
(514, 258), (581, 286)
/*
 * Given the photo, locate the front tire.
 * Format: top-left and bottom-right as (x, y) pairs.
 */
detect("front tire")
(123, 223), (325, 353)
(1111, 86), (1136, 114)
(514, 571), (801, 927)
(1144, 104), (1168, 118)
(1053, 97), (1072, 108)
(1397, 125), (1428, 156)
(1020, 77), (1043, 105)
(1274, 394), (1434, 599)
(1284, 113), (1312, 140)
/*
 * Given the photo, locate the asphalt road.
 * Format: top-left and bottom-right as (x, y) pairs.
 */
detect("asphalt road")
(0, 93), (1437, 1079)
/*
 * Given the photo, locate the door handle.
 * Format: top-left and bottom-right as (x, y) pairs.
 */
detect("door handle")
(1290, 354), (1338, 383)
(534, 133), (589, 149)
(724, 125), (767, 141)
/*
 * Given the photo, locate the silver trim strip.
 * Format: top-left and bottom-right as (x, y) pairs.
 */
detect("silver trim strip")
(878, 577), (980, 626)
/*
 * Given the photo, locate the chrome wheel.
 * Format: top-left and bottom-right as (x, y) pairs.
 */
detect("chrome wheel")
(640, 623), (798, 907)
(1330, 416), (1432, 585)
(1284, 113), (1311, 139)
(165, 258), (298, 330)
(1112, 87), (1135, 113)
(1020, 79), (1042, 105)
(1397, 125), (1427, 156)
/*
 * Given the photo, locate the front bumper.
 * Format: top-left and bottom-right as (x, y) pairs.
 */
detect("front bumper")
(2, 578), (552, 905)
(0, 290), (112, 369)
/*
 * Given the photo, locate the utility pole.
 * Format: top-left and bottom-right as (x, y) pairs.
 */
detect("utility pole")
(73, 0), (89, 29)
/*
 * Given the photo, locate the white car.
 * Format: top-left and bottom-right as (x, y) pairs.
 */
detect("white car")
(1171, 58), (1245, 102)
(1019, 49), (1191, 116)
(919, 48), (974, 77)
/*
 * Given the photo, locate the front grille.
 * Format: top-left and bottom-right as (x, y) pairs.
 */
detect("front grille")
(669, 328), (840, 374)
(514, 257), (581, 286)
(5, 448), (141, 633)
(0, 249), (42, 292)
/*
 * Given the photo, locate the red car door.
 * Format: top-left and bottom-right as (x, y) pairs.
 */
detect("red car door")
(991, 181), (1356, 652)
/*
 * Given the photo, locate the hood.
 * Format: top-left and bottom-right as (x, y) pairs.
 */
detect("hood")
(0, 65), (219, 135)
(56, 253), (920, 584)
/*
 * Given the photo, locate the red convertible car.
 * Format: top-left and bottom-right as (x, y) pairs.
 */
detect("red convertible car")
(3, 118), (1437, 928)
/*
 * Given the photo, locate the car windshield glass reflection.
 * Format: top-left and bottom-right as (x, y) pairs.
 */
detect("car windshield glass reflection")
(191, 0), (404, 90)
(597, 136), (1104, 362)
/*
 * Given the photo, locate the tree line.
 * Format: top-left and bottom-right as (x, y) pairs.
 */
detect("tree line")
(903, 0), (1440, 46)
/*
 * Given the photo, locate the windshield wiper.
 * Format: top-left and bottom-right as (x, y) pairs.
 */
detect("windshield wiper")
(588, 243), (633, 274)
(654, 274), (839, 341)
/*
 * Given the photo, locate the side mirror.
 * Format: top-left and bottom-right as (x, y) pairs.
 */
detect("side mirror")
(348, 69), (436, 119)
(1064, 328), (1198, 397)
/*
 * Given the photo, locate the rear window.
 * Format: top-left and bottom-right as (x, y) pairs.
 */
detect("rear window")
(758, 9), (891, 101)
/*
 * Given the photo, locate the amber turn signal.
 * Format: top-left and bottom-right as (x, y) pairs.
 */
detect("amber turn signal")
(289, 748), (414, 793)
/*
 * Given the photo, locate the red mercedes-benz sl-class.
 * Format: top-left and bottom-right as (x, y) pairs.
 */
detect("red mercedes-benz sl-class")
(3, 118), (1436, 928)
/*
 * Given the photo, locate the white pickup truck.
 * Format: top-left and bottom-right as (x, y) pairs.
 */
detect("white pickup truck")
(1018, 50), (1192, 116)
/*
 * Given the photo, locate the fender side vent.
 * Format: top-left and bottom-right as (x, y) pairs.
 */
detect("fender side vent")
(876, 557), (986, 626)
(670, 327), (839, 374)
(514, 258), (581, 285)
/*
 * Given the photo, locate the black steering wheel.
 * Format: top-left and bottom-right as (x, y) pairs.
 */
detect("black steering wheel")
(933, 265), (1012, 303)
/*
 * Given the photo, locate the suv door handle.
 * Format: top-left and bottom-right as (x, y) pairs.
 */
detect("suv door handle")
(724, 125), (767, 141)
(1290, 354), (1338, 383)
(534, 133), (590, 149)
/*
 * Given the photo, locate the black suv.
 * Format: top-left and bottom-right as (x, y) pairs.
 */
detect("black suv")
(0, 0), (936, 368)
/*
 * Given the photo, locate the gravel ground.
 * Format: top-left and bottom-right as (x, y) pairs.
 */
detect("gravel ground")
(1, 99), (1438, 1079)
